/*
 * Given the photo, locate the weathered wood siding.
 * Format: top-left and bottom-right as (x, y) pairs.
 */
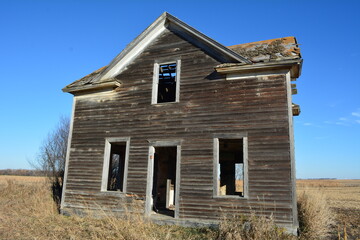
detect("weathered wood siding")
(63, 29), (295, 226)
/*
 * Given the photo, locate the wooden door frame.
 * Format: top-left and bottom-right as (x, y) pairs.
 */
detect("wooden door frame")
(145, 140), (181, 218)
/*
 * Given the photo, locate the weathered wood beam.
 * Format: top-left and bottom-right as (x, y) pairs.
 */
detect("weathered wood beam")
(215, 59), (303, 78)
(62, 80), (121, 95)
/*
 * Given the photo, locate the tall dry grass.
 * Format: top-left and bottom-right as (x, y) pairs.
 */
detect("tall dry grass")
(297, 189), (334, 240)
(297, 179), (360, 239)
(1, 176), (347, 240)
(217, 213), (296, 240)
(0, 179), (215, 240)
(216, 184), (336, 240)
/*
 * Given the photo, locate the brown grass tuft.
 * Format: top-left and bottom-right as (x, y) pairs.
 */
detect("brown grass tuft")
(297, 189), (334, 240)
(217, 213), (296, 240)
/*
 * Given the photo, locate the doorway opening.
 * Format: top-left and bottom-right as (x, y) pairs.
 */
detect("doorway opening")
(152, 146), (177, 217)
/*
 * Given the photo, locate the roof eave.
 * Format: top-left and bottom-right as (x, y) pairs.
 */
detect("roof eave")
(215, 59), (303, 78)
(62, 80), (121, 95)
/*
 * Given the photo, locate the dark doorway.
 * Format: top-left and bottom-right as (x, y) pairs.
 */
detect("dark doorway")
(152, 146), (177, 217)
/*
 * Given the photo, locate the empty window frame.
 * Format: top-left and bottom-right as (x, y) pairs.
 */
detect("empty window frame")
(214, 137), (248, 197)
(101, 138), (130, 192)
(152, 60), (181, 104)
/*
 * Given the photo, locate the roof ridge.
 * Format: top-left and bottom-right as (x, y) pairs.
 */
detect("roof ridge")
(94, 12), (251, 82)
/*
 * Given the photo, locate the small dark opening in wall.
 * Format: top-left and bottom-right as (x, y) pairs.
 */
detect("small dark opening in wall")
(218, 139), (244, 196)
(107, 142), (126, 191)
(157, 63), (176, 103)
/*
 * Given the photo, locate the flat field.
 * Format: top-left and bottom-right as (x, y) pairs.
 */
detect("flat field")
(297, 179), (360, 239)
(0, 176), (359, 239)
(0, 175), (46, 184)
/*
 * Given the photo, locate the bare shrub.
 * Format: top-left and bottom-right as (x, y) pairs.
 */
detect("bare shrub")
(217, 212), (295, 240)
(297, 189), (334, 239)
(29, 116), (69, 210)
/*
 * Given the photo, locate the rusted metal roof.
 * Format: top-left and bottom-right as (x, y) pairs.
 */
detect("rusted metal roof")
(228, 36), (301, 63)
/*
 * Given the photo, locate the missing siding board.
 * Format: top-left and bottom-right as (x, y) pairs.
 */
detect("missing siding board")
(216, 138), (246, 197)
(107, 142), (126, 191)
(158, 63), (177, 103)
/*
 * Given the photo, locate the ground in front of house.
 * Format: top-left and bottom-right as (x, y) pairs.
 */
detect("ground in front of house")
(0, 175), (359, 239)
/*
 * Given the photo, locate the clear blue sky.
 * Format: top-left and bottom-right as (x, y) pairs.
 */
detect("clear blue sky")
(0, 1), (359, 179)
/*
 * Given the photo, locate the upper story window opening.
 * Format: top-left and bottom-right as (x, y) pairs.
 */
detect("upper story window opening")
(152, 60), (181, 104)
(158, 63), (176, 103)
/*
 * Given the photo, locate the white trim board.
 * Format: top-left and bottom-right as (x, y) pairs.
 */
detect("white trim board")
(286, 71), (299, 229)
(226, 69), (288, 81)
(101, 23), (166, 80)
(60, 97), (76, 210)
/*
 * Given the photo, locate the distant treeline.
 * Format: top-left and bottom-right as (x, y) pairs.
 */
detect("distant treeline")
(0, 169), (45, 176)
(297, 178), (337, 180)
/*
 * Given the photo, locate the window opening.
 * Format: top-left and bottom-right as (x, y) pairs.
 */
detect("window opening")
(107, 142), (126, 191)
(218, 139), (244, 196)
(157, 63), (177, 103)
(152, 146), (177, 217)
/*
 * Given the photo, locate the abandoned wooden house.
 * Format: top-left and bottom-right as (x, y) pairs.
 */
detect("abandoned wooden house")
(61, 12), (302, 233)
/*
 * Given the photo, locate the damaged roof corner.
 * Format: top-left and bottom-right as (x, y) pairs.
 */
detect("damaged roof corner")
(228, 36), (301, 63)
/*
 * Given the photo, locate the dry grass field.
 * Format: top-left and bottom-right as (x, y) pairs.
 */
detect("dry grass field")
(297, 179), (360, 239)
(0, 175), (359, 239)
(0, 175), (46, 184)
(0, 175), (216, 240)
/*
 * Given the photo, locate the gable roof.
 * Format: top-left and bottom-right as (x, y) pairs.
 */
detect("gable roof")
(64, 12), (254, 93)
(63, 13), (302, 94)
